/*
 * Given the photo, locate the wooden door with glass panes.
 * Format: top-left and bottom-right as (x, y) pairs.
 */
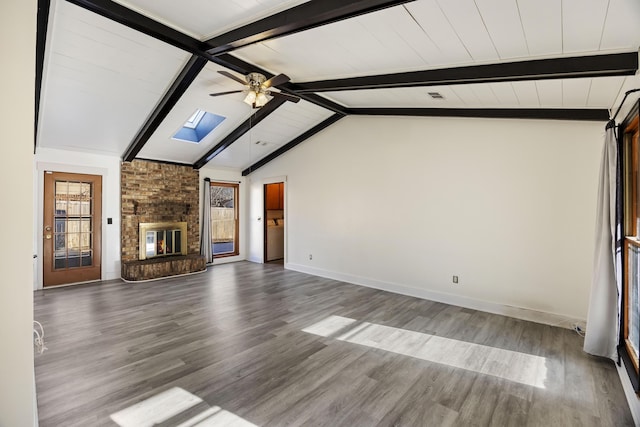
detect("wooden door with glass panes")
(43, 172), (102, 286)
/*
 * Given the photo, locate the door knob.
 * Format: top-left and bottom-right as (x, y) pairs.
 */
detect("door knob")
(45, 234), (52, 240)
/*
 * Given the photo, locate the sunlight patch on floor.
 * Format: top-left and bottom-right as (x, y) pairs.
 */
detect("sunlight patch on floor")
(302, 315), (548, 389)
(176, 406), (259, 427)
(110, 387), (258, 427)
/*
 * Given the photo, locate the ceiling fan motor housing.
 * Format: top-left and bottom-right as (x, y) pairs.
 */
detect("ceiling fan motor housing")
(247, 72), (267, 93)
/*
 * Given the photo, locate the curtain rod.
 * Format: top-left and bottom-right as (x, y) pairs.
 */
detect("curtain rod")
(204, 177), (241, 184)
(611, 88), (640, 124)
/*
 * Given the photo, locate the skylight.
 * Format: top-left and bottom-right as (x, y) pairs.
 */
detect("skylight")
(184, 109), (206, 129)
(173, 109), (225, 144)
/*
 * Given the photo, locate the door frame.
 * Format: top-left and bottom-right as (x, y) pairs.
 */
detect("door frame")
(35, 162), (109, 290)
(258, 176), (287, 264)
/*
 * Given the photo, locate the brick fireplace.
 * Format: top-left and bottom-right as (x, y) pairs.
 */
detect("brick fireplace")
(121, 160), (205, 280)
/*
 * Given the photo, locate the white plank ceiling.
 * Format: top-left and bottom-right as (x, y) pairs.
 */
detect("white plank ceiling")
(234, 0), (640, 81)
(37, 0), (640, 171)
(114, 0), (310, 40)
(205, 100), (334, 170)
(38, 0), (190, 156)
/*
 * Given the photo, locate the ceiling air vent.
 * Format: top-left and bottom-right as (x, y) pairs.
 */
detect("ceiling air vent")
(428, 92), (445, 100)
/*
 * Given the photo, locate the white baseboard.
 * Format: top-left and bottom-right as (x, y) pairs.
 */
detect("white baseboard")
(213, 255), (245, 265)
(618, 359), (640, 426)
(285, 262), (584, 330)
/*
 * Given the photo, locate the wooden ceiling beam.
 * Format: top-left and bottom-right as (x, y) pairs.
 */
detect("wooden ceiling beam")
(294, 52), (639, 93)
(205, 0), (416, 56)
(64, 0), (348, 115)
(242, 114), (344, 176)
(65, 0), (213, 59)
(35, 0), (52, 150)
(122, 55), (208, 162)
(63, 0), (346, 163)
(193, 97), (288, 169)
(347, 108), (610, 121)
(210, 54), (347, 115)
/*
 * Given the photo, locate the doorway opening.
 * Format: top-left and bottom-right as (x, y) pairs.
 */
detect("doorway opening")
(43, 171), (102, 286)
(264, 182), (284, 262)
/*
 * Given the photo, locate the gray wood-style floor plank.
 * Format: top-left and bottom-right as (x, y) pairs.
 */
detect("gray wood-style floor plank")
(34, 261), (633, 426)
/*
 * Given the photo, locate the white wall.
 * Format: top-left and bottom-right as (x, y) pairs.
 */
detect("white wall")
(247, 115), (604, 323)
(199, 166), (248, 264)
(34, 148), (121, 286)
(0, 0), (37, 425)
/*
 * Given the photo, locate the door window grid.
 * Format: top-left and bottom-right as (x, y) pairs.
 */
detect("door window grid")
(54, 180), (93, 269)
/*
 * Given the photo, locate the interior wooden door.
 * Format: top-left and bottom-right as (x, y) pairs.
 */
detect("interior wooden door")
(43, 172), (102, 286)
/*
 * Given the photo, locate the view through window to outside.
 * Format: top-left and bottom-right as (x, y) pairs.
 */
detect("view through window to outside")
(211, 183), (238, 257)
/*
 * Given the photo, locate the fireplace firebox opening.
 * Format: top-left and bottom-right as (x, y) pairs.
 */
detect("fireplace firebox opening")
(138, 222), (188, 260)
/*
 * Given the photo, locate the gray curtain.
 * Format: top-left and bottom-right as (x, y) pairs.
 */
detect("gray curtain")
(584, 123), (620, 359)
(200, 179), (213, 264)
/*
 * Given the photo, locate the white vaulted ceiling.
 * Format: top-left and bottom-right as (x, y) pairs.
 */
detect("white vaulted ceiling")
(205, 100), (334, 170)
(37, 0), (640, 173)
(234, 0), (640, 80)
(38, 0), (190, 155)
(112, 0), (310, 39)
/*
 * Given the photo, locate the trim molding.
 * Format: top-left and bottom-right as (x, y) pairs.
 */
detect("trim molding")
(285, 262), (585, 329)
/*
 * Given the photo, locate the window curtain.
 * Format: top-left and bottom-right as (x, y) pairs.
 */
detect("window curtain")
(200, 178), (213, 264)
(584, 121), (621, 360)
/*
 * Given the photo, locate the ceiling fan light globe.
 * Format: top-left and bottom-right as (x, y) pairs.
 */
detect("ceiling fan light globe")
(255, 92), (269, 107)
(243, 91), (257, 105)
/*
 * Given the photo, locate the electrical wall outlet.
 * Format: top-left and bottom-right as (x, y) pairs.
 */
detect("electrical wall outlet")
(453, 276), (459, 284)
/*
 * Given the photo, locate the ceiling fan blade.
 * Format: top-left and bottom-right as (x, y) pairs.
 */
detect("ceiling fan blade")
(218, 70), (247, 85)
(263, 73), (290, 88)
(209, 90), (244, 97)
(271, 91), (300, 103)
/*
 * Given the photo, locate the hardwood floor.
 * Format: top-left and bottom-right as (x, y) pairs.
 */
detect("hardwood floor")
(34, 261), (633, 426)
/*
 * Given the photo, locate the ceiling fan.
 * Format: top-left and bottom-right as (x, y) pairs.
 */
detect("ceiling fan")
(210, 71), (300, 108)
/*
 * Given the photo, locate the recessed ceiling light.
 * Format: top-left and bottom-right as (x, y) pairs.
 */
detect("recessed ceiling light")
(428, 92), (445, 100)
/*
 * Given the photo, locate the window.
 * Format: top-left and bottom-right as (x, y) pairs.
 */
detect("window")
(210, 182), (239, 258)
(172, 109), (225, 144)
(184, 109), (206, 129)
(622, 106), (640, 390)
